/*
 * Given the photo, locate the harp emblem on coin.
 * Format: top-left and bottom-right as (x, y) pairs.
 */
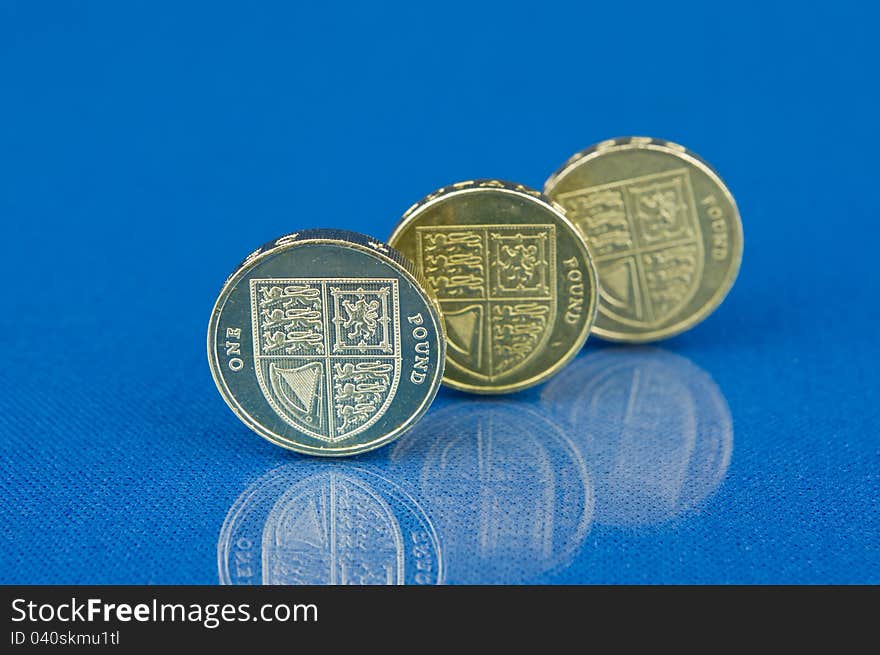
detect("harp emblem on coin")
(556, 169), (704, 327)
(416, 225), (556, 381)
(250, 279), (401, 442)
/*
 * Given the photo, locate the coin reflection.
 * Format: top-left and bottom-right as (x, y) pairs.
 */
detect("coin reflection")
(541, 347), (733, 527)
(218, 463), (442, 584)
(388, 400), (593, 583)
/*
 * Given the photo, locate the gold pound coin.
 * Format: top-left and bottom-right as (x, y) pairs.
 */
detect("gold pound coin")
(545, 137), (743, 342)
(388, 180), (598, 394)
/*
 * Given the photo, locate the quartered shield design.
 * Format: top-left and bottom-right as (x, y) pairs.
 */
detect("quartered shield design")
(555, 169), (704, 327)
(262, 471), (404, 584)
(416, 225), (556, 381)
(250, 278), (401, 443)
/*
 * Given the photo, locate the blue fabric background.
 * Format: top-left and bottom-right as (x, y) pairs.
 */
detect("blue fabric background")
(1, 0), (877, 584)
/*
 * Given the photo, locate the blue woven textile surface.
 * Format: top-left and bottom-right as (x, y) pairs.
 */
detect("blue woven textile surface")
(1, 1), (877, 584)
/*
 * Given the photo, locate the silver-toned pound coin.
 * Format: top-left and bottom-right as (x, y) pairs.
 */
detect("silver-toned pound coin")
(207, 229), (446, 456)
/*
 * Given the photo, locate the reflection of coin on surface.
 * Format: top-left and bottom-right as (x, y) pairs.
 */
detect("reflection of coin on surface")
(218, 463), (442, 584)
(541, 347), (732, 527)
(388, 400), (593, 583)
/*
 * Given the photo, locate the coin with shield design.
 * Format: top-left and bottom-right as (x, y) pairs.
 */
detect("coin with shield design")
(545, 137), (743, 342)
(388, 180), (598, 394)
(207, 229), (445, 456)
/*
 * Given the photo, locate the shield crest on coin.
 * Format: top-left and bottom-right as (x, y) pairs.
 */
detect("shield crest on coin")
(416, 225), (556, 381)
(250, 279), (401, 442)
(262, 471), (404, 584)
(556, 169), (704, 327)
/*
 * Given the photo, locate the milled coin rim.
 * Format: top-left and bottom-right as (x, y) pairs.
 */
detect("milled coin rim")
(544, 137), (744, 343)
(388, 180), (598, 394)
(206, 232), (447, 456)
